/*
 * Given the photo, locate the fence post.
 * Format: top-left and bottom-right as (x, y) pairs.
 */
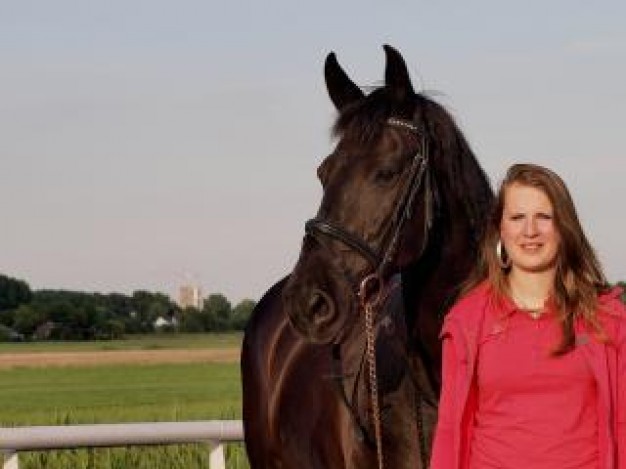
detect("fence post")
(2, 451), (18, 469)
(208, 440), (225, 469)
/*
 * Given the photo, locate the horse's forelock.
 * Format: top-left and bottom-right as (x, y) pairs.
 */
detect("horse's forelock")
(331, 87), (411, 144)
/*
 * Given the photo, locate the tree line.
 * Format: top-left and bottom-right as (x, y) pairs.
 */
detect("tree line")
(1, 273), (624, 342)
(0, 273), (256, 341)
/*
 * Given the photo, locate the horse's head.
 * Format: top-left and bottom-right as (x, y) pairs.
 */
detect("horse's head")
(284, 45), (439, 344)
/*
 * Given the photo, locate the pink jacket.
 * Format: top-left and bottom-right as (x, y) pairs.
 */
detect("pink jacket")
(430, 283), (626, 469)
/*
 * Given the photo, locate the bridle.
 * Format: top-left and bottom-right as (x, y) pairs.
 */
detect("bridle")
(304, 117), (435, 469)
(305, 117), (434, 290)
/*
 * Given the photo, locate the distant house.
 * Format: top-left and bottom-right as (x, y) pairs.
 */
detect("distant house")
(0, 325), (24, 342)
(33, 321), (55, 340)
(153, 316), (178, 329)
(9, 330), (24, 341)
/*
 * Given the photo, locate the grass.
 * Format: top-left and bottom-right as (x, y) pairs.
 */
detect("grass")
(0, 332), (243, 354)
(0, 362), (241, 425)
(21, 444), (249, 469)
(0, 336), (249, 468)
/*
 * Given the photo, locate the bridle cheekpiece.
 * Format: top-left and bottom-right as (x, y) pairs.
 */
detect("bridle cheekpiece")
(305, 117), (434, 298)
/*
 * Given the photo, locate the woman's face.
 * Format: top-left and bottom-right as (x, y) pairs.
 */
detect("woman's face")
(500, 182), (561, 275)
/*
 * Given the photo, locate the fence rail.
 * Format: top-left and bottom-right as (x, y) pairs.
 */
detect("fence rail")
(0, 420), (244, 469)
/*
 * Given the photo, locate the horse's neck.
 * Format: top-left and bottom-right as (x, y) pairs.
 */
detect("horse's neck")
(404, 208), (476, 304)
(401, 209), (480, 387)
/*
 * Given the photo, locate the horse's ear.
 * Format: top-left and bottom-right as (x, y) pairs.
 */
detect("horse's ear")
(325, 52), (364, 111)
(383, 44), (415, 100)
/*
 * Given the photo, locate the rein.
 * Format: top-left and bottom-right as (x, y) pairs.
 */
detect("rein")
(359, 274), (386, 469)
(306, 117), (433, 469)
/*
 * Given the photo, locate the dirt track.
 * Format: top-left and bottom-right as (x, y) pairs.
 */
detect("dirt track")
(0, 348), (240, 369)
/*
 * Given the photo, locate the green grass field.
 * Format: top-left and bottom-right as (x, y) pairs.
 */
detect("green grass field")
(0, 332), (243, 353)
(0, 362), (241, 425)
(0, 334), (249, 468)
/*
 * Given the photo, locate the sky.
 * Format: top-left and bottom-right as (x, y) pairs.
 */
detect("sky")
(1, 1), (625, 303)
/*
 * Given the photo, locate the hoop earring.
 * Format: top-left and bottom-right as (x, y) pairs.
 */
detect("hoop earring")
(496, 240), (511, 269)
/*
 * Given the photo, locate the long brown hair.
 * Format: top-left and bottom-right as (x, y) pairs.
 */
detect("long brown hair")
(465, 163), (610, 354)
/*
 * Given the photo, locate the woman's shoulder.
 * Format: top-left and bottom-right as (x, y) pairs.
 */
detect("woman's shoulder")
(597, 287), (626, 344)
(441, 282), (495, 340)
(598, 286), (626, 319)
(446, 281), (493, 322)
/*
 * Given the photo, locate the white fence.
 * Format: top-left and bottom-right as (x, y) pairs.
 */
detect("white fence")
(0, 420), (244, 469)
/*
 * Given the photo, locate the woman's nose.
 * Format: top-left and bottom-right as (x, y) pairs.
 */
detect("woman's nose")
(523, 218), (538, 236)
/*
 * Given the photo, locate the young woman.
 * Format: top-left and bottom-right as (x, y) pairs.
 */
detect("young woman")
(430, 163), (625, 468)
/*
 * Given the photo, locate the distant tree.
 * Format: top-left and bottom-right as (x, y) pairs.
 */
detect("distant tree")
(148, 301), (169, 321)
(0, 324), (15, 341)
(30, 291), (103, 339)
(0, 276), (266, 339)
(231, 299), (256, 330)
(100, 318), (125, 339)
(131, 290), (177, 332)
(202, 294), (232, 331)
(12, 304), (45, 336)
(0, 274), (32, 311)
(179, 307), (205, 333)
(0, 308), (14, 327)
(104, 293), (133, 317)
(44, 301), (78, 338)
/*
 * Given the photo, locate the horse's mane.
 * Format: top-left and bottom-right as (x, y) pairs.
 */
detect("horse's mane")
(420, 95), (494, 236)
(331, 88), (494, 239)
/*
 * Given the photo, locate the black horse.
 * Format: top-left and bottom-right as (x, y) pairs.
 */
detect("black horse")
(241, 45), (493, 468)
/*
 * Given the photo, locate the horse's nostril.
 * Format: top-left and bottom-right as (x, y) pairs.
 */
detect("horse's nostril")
(307, 291), (323, 309)
(307, 290), (335, 326)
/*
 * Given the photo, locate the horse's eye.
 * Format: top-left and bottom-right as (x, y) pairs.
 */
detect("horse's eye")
(374, 168), (398, 184)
